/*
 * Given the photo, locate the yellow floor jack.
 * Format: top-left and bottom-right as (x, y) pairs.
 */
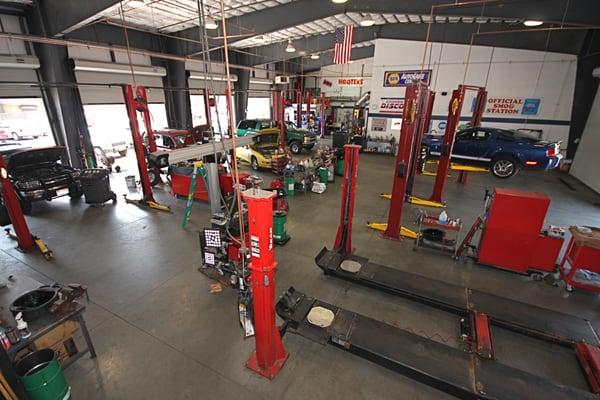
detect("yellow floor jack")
(4, 228), (53, 260)
(379, 193), (446, 209)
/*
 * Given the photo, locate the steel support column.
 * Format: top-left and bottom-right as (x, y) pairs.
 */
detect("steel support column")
(163, 59), (192, 130)
(243, 188), (289, 379)
(235, 69), (250, 123)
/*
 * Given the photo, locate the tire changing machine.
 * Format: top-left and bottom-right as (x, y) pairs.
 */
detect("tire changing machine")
(276, 144), (600, 399)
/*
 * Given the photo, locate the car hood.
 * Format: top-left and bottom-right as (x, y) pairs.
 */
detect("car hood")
(7, 146), (67, 171)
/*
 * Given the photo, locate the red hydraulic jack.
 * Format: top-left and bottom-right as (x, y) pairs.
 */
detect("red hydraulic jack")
(429, 85), (487, 204)
(122, 84), (171, 212)
(243, 187), (289, 379)
(333, 145), (361, 254)
(0, 154), (53, 260)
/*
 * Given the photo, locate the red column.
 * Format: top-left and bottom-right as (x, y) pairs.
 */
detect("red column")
(333, 145), (361, 254)
(384, 85), (420, 240)
(429, 87), (465, 204)
(470, 88), (487, 127)
(305, 91), (311, 128)
(272, 90), (281, 124)
(0, 154), (34, 250)
(280, 91), (286, 147)
(295, 89), (302, 128)
(123, 84), (155, 203)
(244, 188), (289, 379)
(136, 86), (157, 153)
(320, 93), (326, 137)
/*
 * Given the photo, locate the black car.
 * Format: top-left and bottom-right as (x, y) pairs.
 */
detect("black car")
(6, 146), (82, 214)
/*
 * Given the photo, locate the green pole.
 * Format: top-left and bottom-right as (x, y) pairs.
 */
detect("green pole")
(182, 161), (206, 228)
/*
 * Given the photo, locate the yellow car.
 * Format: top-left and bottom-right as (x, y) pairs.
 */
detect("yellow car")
(236, 129), (288, 171)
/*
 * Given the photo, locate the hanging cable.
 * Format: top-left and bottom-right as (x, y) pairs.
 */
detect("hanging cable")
(118, 1), (137, 87)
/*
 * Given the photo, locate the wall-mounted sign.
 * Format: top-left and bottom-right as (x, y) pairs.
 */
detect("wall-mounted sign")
(383, 70), (431, 87)
(322, 79), (333, 87)
(390, 118), (403, 130)
(337, 78), (364, 87)
(473, 97), (542, 116)
(379, 97), (404, 115)
(371, 118), (386, 132)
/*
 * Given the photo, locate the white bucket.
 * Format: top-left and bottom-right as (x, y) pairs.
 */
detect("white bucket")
(125, 175), (137, 189)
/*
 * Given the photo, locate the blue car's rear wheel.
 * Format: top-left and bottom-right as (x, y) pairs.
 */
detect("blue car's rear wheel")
(491, 156), (518, 179)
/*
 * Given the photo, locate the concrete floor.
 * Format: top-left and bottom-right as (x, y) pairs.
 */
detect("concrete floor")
(1, 145), (599, 399)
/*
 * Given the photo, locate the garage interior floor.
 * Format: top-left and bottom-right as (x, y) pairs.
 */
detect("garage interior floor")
(1, 143), (599, 399)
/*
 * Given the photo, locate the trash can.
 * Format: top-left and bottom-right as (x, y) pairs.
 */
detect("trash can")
(16, 348), (70, 400)
(80, 169), (117, 205)
(318, 167), (329, 184)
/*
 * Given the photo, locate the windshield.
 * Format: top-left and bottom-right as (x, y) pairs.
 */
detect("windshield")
(255, 133), (279, 145)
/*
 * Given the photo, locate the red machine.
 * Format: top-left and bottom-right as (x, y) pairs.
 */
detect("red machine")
(559, 226), (600, 293)
(477, 189), (563, 274)
(243, 188), (288, 379)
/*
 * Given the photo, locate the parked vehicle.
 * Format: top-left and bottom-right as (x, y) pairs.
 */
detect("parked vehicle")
(421, 127), (562, 179)
(2, 120), (42, 141)
(236, 129), (288, 171)
(0, 124), (12, 141)
(4, 146), (82, 214)
(236, 119), (317, 154)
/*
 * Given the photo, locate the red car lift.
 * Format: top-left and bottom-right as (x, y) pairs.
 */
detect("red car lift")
(243, 188), (289, 379)
(274, 146), (600, 399)
(295, 89), (302, 128)
(429, 85), (487, 204)
(333, 145), (361, 254)
(122, 84), (171, 212)
(0, 154), (53, 260)
(368, 84), (435, 239)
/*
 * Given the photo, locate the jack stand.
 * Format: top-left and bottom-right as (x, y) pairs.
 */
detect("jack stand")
(243, 188), (288, 379)
(5, 228), (53, 260)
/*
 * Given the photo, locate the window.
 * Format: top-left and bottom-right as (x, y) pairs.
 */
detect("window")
(247, 98), (270, 119)
(0, 98), (54, 148)
(237, 120), (253, 130)
(190, 95), (207, 126)
(457, 129), (490, 141)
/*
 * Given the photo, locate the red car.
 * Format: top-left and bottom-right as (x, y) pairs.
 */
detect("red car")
(0, 124), (11, 141)
(152, 124), (211, 150)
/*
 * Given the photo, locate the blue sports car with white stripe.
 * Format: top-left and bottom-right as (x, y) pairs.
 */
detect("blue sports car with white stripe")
(421, 127), (562, 178)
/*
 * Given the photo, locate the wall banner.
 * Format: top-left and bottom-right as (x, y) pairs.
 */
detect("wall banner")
(383, 70), (431, 87)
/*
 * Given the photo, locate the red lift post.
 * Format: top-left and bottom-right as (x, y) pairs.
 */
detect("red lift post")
(383, 84), (430, 240)
(429, 85), (487, 204)
(407, 90), (436, 200)
(333, 145), (361, 254)
(319, 93), (327, 137)
(243, 188), (289, 379)
(295, 89), (303, 128)
(122, 84), (170, 212)
(305, 91), (311, 128)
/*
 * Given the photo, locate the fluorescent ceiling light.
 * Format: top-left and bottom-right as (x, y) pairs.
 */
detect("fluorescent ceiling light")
(310, 53), (320, 60)
(205, 16), (218, 29)
(127, 0), (146, 8)
(360, 15), (375, 27)
(523, 19), (543, 27)
(331, 0), (348, 3)
(285, 40), (296, 53)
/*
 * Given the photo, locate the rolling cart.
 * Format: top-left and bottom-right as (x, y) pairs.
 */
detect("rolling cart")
(413, 212), (462, 256)
(79, 169), (117, 205)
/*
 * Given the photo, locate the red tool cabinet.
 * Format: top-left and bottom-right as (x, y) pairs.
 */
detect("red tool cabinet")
(477, 189), (563, 274)
(559, 227), (600, 293)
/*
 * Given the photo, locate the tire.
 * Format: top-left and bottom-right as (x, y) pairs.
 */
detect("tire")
(118, 150), (128, 157)
(19, 198), (32, 215)
(289, 141), (302, 154)
(250, 156), (259, 171)
(148, 169), (161, 186)
(68, 183), (83, 198)
(11, 132), (21, 141)
(491, 156), (519, 179)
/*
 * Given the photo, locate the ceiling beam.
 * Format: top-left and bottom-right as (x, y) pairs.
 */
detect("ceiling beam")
(289, 45), (375, 73)
(239, 21), (586, 66)
(173, 0), (600, 53)
(36, 0), (121, 37)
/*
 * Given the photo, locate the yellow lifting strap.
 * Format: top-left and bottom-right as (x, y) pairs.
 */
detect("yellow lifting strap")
(367, 222), (418, 239)
(450, 164), (489, 173)
(379, 194), (446, 208)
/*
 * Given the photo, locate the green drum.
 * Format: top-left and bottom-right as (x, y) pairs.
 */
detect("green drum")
(273, 211), (290, 245)
(284, 175), (295, 196)
(16, 349), (70, 400)
(318, 167), (329, 184)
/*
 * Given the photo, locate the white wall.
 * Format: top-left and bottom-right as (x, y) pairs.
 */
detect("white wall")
(369, 39), (577, 147)
(571, 86), (600, 193)
(310, 58), (373, 99)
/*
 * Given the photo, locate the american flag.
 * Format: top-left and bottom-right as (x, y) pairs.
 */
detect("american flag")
(333, 25), (354, 64)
